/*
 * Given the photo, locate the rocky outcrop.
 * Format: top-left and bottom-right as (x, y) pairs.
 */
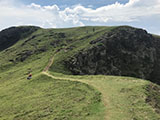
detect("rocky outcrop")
(149, 36), (160, 84)
(65, 26), (160, 84)
(0, 26), (40, 51)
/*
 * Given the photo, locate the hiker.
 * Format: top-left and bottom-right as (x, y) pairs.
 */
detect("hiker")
(27, 73), (32, 80)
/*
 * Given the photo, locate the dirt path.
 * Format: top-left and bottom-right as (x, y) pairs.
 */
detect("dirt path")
(43, 55), (55, 72)
(42, 55), (109, 120)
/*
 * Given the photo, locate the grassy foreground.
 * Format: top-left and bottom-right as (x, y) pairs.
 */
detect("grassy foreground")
(0, 74), (104, 120)
(49, 72), (160, 120)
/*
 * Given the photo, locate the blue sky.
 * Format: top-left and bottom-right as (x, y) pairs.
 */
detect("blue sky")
(0, 0), (160, 35)
(21, 0), (129, 9)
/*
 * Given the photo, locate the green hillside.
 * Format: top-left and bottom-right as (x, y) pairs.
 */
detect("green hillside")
(0, 26), (160, 120)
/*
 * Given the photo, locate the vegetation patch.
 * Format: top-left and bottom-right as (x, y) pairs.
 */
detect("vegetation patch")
(145, 83), (160, 114)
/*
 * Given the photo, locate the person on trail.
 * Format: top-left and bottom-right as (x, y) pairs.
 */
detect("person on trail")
(27, 73), (32, 80)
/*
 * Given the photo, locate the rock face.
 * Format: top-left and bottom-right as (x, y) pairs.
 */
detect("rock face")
(0, 26), (39, 51)
(65, 26), (160, 84)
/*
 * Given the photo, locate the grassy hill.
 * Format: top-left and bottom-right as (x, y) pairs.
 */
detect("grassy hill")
(0, 26), (160, 120)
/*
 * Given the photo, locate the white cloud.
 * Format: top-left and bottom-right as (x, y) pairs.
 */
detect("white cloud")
(0, 0), (84, 29)
(44, 5), (60, 11)
(0, 0), (160, 34)
(66, 0), (160, 22)
(29, 3), (41, 9)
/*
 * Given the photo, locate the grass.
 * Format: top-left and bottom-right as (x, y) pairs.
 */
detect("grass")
(0, 26), (160, 120)
(49, 72), (160, 120)
(0, 74), (104, 120)
(0, 26), (108, 119)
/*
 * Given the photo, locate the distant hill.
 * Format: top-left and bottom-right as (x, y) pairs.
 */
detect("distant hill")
(0, 26), (39, 51)
(0, 25), (160, 120)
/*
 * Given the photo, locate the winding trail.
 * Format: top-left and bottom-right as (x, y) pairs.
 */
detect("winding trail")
(41, 54), (109, 120)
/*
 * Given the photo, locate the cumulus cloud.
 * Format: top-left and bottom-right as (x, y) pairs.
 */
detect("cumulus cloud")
(0, 0), (84, 29)
(0, 0), (160, 34)
(63, 0), (160, 23)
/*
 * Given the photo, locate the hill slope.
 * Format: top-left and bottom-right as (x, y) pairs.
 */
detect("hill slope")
(0, 26), (160, 120)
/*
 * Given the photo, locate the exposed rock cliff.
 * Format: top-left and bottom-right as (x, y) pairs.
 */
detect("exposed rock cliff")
(65, 26), (160, 84)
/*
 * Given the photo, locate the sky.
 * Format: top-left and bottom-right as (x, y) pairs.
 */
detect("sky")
(0, 0), (160, 35)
